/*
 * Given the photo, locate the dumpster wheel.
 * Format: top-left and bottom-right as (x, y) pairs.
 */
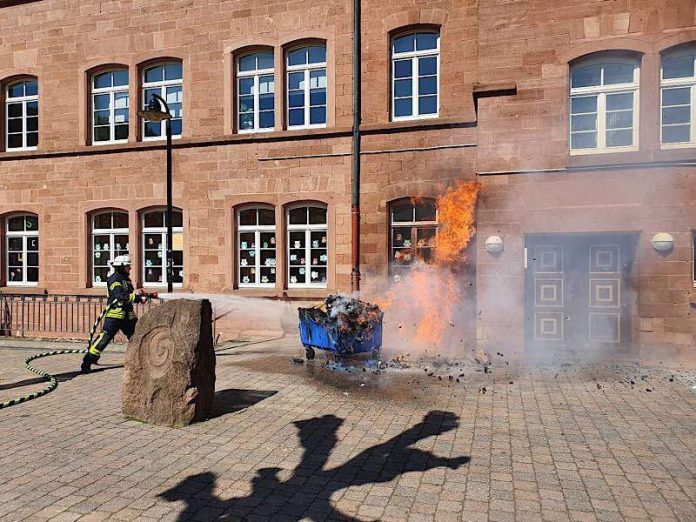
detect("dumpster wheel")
(305, 346), (316, 360)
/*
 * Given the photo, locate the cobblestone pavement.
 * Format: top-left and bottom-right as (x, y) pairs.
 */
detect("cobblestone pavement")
(0, 338), (695, 522)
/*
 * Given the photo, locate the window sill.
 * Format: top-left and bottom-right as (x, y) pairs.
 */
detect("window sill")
(224, 287), (334, 300)
(0, 286), (46, 295)
(360, 116), (476, 134)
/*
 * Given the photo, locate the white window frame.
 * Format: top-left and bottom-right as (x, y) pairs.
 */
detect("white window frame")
(391, 32), (440, 122)
(142, 63), (183, 141)
(237, 53), (275, 134)
(6, 215), (39, 287)
(5, 80), (38, 151)
(286, 46), (327, 130)
(569, 58), (640, 155)
(142, 210), (184, 288)
(286, 205), (328, 288)
(660, 49), (696, 149)
(237, 206), (277, 288)
(91, 211), (129, 286)
(92, 70), (129, 145)
(389, 199), (438, 274)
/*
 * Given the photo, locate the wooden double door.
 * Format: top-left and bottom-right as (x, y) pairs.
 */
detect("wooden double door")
(525, 234), (636, 352)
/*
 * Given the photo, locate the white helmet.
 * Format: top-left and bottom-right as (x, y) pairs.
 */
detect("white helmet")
(110, 254), (132, 267)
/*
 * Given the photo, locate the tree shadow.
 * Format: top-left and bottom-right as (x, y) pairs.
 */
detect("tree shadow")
(160, 410), (469, 521)
(208, 389), (277, 419)
(0, 365), (122, 391)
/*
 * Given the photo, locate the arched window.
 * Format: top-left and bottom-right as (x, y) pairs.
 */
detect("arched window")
(390, 198), (437, 277)
(286, 45), (327, 129)
(142, 62), (183, 139)
(237, 52), (275, 133)
(6, 214), (39, 286)
(237, 206), (276, 287)
(391, 31), (439, 120)
(569, 55), (640, 153)
(661, 46), (696, 146)
(142, 209), (183, 287)
(92, 69), (129, 144)
(91, 211), (129, 285)
(5, 79), (38, 151)
(287, 204), (327, 287)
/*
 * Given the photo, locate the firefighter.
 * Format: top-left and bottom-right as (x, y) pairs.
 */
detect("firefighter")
(81, 255), (156, 374)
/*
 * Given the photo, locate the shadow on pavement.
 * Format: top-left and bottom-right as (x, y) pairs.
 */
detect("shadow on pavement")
(0, 365), (122, 391)
(208, 388), (278, 419)
(160, 410), (469, 521)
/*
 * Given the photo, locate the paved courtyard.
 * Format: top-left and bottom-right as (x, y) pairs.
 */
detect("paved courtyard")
(0, 338), (695, 522)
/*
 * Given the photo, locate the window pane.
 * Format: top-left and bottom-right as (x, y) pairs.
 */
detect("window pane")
(7, 216), (24, 231)
(8, 118), (23, 133)
(94, 72), (112, 89)
(239, 95), (254, 113)
(310, 106), (326, 124)
(259, 111), (274, 129)
(113, 212), (128, 229)
(418, 95), (437, 115)
(164, 63), (182, 81)
(418, 56), (437, 76)
(7, 82), (24, 98)
(93, 127), (110, 143)
(570, 64), (601, 88)
(259, 93), (274, 111)
(27, 252), (38, 266)
(606, 129), (632, 147)
(309, 69), (326, 89)
(604, 63), (635, 85)
(239, 209), (257, 226)
(239, 113), (254, 130)
(26, 132), (38, 147)
(115, 124), (128, 140)
(26, 117), (38, 132)
(394, 98), (412, 117)
(571, 132), (597, 149)
(94, 110), (110, 126)
(288, 48), (306, 66)
(94, 213), (112, 229)
(172, 211), (183, 228)
(415, 200), (437, 222)
(7, 134), (23, 149)
(27, 236), (38, 251)
(662, 54), (695, 80)
(662, 106), (690, 125)
(144, 65), (164, 83)
(289, 108), (304, 126)
(393, 79), (412, 98)
(663, 87), (691, 106)
(25, 80), (38, 96)
(392, 203), (413, 223)
(114, 108), (128, 124)
(144, 212), (164, 228)
(308, 46), (326, 64)
(288, 91), (304, 109)
(415, 33), (438, 51)
(94, 94), (110, 110)
(259, 75), (274, 95)
(26, 101), (38, 116)
(309, 206), (327, 224)
(165, 85), (182, 104)
(24, 215), (37, 231)
(570, 96), (597, 114)
(113, 69), (129, 86)
(288, 71), (304, 90)
(8, 237), (22, 250)
(239, 77), (254, 96)
(394, 59), (412, 79)
(8, 267), (24, 282)
(144, 121), (161, 137)
(170, 119), (182, 136)
(309, 89), (326, 106)
(418, 76), (437, 96)
(289, 207), (307, 224)
(606, 92), (633, 111)
(393, 34), (415, 54)
(238, 54), (256, 72)
(259, 208), (275, 225)
(7, 103), (22, 118)
(662, 125), (690, 143)
(258, 52), (274, 70)
(571, 113), (597, 132)
(606, 111), (633, 129)
(114, 92), (129, 110)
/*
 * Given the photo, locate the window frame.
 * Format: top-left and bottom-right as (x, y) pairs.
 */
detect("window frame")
(286, 45), (327, 130)
(237, 52), (275, 134)
(5, 214), (39, 287)
(391, 31), (440, 122)
(388, 199), (438, 276)
(141, 62), (183, 141)
(91, 211), (129, 286)
(91, 69), (130, 146)
(660, 48), (696, 149)
(5, 79), (38, 152)
(286, 204), (328, 288)
(236, 206), (277, 288)
(568, 57), (640, 155)
(141, 209), (184, 288)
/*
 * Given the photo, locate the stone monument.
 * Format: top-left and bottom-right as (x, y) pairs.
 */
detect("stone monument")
(122, 298), (215, 426)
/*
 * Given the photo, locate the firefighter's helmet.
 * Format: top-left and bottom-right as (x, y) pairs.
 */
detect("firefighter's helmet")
(110, 254), (132, 267)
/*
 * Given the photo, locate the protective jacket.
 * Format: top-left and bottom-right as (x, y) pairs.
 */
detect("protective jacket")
(105, 270), (142, 320)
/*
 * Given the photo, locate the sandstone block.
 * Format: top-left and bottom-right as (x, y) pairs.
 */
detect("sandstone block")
(122, 299), (215, 427)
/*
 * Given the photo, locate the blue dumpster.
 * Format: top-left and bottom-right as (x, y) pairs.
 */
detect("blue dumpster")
(298, 307), (383, 360)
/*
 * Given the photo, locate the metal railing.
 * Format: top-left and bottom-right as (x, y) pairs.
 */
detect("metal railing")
(0, 293), (159, 339)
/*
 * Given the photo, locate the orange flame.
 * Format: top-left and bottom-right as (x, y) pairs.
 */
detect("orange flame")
(376, 181), (481, 350)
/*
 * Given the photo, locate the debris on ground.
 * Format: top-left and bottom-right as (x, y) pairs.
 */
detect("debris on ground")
(300, 295), (383, 340)
(292, 357), (304, 364)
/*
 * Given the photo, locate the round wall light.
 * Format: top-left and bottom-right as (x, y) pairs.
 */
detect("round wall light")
(484, 235), (504, 254)
(651, 232), (674, 252)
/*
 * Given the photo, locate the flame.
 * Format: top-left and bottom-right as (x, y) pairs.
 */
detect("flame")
(375, 181), (481, 350)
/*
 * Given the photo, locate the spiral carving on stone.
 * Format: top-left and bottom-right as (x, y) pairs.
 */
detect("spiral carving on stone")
(142, 326), (175, 379)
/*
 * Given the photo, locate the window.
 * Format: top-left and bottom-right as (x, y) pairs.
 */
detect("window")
(91, 69), (129, 144)
(142, 209), (183, 287)
(390, 198), (437, 277)
(238, 52), (275, 133)
(287, 205), (327, 287)
(6, 214), (38, 286)
(142, 63), (182, 139)
(287, 45), (327, 129)
(391, 32), (439, 120)
(237, 207), (277, 287)
(569, 57), (640, 153)
(5, 79), (38, 150)
(661, 48), (696, 146)
(92, 211), (129, 285)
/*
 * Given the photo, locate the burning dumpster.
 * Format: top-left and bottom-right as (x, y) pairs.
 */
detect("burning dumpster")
(298, 295), (383, 360)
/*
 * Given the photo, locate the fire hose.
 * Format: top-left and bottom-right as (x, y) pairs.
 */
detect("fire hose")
(0, 292), (157, 410)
